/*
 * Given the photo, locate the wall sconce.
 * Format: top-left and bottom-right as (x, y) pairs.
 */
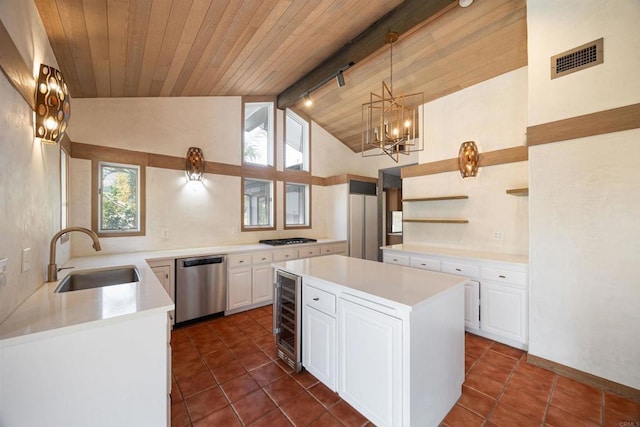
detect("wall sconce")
(185, 147), (205, 181)
(35, 64), (70, 143)
(458, 141), (479, 178)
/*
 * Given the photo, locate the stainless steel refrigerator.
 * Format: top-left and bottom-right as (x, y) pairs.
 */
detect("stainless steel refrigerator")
(349, 192), (378, 261)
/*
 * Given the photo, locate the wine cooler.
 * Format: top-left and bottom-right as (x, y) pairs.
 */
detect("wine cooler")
(273, 269), (302, 373)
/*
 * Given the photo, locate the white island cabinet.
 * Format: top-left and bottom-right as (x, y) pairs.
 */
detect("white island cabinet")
(275, 255), (466, 427)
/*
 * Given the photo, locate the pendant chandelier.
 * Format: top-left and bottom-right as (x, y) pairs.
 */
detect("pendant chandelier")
(362, 32), (424, 162)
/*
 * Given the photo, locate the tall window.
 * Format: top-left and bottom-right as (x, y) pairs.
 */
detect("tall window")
(285, 183), (310, 228)
(285, 109), (309, 171)
(60, 148), (69, 242)
(243, 178), (274, 230)
(243, 101), (274, 166)
(95, 161), (145, 236)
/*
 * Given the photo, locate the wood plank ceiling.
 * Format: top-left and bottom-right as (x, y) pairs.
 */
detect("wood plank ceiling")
(34, 0), (527, 153)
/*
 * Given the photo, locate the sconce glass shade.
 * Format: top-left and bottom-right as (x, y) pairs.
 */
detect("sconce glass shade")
(35, 64), (70, 143)
(458, 141), (479, 178)
(185, 147), (205, 181)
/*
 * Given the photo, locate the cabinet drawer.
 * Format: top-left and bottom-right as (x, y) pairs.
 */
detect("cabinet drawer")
(410, 256), (441, 271)
(481, 267), (527, 287)
(252, 252), (273, 265)
(383, 253), (410, 266)
(273, 249), (297, 262)
(442, 261), (479, 278)
(299, 246), (321, 258)
(228, 254), (252, 268)
(319, 245), (333, 255)
(332, 242), (347, 254)
(304, 284), (336, 315)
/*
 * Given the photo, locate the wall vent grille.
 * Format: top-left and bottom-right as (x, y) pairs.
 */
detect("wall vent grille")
(551, 38), (603, 79)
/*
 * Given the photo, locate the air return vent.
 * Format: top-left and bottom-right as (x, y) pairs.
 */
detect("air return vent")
(551, 38), (603, 79)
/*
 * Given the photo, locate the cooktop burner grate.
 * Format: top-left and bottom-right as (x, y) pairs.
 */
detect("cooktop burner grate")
(259, 238), (318, 246)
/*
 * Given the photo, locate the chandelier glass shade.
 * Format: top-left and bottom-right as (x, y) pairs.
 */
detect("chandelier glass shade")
(362, 32), (424, 162)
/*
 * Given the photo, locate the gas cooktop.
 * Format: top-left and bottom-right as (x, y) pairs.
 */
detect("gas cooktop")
(259, 238), (318, 246)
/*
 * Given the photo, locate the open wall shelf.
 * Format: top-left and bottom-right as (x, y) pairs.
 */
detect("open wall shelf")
(506, 188), (529, 196)
(403, 218), (469, 224)
(403, 195), (468, 202)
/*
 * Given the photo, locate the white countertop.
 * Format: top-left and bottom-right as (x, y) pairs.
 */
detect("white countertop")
(0, 239), (345, 345)
(274, 255), (467, 310)
(381, 243), (528, 265)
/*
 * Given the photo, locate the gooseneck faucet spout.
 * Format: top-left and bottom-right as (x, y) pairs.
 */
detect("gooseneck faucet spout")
(48, 227), (102, 282)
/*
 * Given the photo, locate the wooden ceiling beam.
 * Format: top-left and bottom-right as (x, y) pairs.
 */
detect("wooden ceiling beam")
(276, 0), (455, 110)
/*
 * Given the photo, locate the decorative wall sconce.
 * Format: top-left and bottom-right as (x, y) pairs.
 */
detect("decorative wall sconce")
(185, 147), (205, 181)
(458, 141), (479, 178)
(35, 64), (70, 143)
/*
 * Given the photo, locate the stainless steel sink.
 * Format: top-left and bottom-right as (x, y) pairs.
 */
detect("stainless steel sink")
(55, 265), (140, 293)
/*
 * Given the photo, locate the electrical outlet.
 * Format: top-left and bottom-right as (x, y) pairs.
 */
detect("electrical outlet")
(493, 231), (504, 240)
(22, 248), (32, 272)
(0, 258), (7, 286)
(161, 228), (169, 239)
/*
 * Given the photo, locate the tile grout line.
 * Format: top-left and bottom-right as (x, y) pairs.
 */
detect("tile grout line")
(481, 348), (523, 426)
(541, 373), (558, 425)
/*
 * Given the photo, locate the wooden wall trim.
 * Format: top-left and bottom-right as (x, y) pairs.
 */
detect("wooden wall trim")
(401, 146), (528, 179)
(0, 19), (36, 109)
(527, 354), (640, 402)
(70, 141), (375, 186)
(527, 103), (640, 146)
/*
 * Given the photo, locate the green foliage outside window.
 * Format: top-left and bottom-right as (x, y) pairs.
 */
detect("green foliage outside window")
(100, 164), (139, 232)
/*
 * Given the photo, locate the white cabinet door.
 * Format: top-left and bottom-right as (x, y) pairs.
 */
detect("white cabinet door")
(464, 280), (480, 331)
(151, 265), (172, 297)
(338, 298), (402, 427)
(303, 306), (336, 391)
(252, 265), (273, 304)
(227, 267), (252, 310)
(480, 282), (527, 344)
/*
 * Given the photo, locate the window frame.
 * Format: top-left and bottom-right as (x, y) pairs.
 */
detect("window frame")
(241, 177), (276, 231)
(59, 147), (70, 243)
(284, 181), (311, 229)
(241, 96), (276, 168)
(284, 108), (311, 172)
(92, 160), (146, 237)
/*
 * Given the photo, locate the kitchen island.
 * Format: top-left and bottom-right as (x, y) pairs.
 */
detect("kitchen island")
(274, 255), (467, 427)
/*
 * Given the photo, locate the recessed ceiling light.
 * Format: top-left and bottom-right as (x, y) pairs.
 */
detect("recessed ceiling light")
(459, 0), (473, 7)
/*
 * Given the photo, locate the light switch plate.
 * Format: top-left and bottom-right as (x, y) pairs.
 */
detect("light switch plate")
(22, 248), (32, 273)
(0, 258), (7, 286)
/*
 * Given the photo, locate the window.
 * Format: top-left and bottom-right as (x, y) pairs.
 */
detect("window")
(285, 109), (309, 171)
(94, 161), (145, 236)
(243, 178), (274, 230)
(285, 183), (310, 228)
(243, 101), (274, 166)
(60, 148), (69, 242)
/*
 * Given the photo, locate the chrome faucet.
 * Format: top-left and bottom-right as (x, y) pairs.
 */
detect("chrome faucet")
(48, 227), (102, 281)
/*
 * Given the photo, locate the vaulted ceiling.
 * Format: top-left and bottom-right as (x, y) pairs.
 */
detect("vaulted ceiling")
(34, 0), (527, 152)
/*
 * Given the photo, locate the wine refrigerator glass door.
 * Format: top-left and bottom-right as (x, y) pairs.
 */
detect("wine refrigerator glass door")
(274, 270), (302, 372)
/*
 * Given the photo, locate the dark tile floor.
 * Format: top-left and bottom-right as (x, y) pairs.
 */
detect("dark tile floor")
(170, 305), (640, 426)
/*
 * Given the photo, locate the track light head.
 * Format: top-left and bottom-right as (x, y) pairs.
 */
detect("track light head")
(336, 71), (345, 88)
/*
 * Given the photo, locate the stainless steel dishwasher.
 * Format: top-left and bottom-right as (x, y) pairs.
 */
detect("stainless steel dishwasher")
(175, 255), (226, 324)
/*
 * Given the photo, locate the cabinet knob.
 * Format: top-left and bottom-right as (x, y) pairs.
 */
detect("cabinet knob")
(239, 260), (244, 263)
(313, 297), (319, 301)
(456, 268), (462, 272)
(499, 275), (506, 279)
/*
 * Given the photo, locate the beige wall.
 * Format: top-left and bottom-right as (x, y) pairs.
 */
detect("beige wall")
(0, 0), (64, 322)
(403, 68), (528, 254)
(528, 0), (640, 388)
(67, 97), (411, 256)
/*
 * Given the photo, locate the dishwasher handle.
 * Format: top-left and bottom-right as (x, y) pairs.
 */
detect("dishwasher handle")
(181, 256), (225, 268)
